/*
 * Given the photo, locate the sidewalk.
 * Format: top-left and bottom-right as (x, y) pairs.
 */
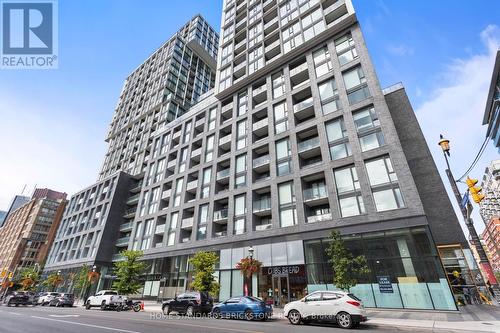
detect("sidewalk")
(142, 301), (500, 332)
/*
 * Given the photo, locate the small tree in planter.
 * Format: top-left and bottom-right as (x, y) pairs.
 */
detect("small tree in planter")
(188, 251), (220, 297)
(43, 273), (64, 292)
(325, 230), (370, 291)
(18, 267), (40, 291)
(112, 250), (146, 295)
(236, 257), (262, 296)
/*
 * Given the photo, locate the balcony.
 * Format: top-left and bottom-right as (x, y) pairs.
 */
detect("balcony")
(298, 136), (320, 154)
(293, 97), (314, 114)
(162, 189), (172, 199)
(252, 155), (270, 171)
(195, 118), (205, 130)
(126, 193), (140, 205)
(214, 209), (229, 223)
(221, 103), (233, 114)
(214, 231), (228, 238)
(253, 84), (267, 100)
(307, 213), (332, 223)
(233, 62), (246, 79)
(119, 222), (133, 231)
(255, 223), (272, 231)
(264, 16), (278, 34)
(303, 186), (329, 206)
(181, 217), (194, 230)
(234, 39), (246, 54)
(123, 208), (137, 219)
(115, 236), (130, 247)
(155, 224), (165, 235)
(186, 180), (198, 192)
(166, 159), (176, 170)
(191, 147), (202, 161)
(217, 168), (230, 180)
(219, 134), (232, 150)
(290, 62), (309, 78)
(253, 198), (272, 216)
(172, 130), (181, 140)
(252, 118), (268, 134)
(264, 39), (281, 59)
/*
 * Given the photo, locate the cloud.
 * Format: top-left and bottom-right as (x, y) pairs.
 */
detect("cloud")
(415, 24), (500, 236)
(387, 44), (415, 57)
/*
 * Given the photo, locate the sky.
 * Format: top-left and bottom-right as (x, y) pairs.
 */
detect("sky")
(0, 0), (499, 237)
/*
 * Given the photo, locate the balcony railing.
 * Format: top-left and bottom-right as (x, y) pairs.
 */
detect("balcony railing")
(181, 217), (194, 229)
(119, 222), (133, 231)
(256, 223), (272, 231)
(123, 208), (137, 217)
(115, 236), (130, 246)
(162, 189), (172, 199)
(253, 198), (271, 212)
(186, 180), (198, 191)
(155, 224), (165, 234)
(307, 213), (332, 223)
(214, 231), (228, 238)
(127, 193), (140, 203)
(290, 62), (309, 77)
(219, 134), (232, 146)
(253, 155), (270, 168)
(217, 168), (230, 180)
(297, 136), (320, 152)
(293, 97), (314, 113)
(214, 209), (229, 221)
(252, 118), (268, 132)
(303, 186), (328, 201)
(191, 147), (202, 158)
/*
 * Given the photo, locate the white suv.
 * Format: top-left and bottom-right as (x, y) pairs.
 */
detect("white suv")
(284, 291), (367, 329)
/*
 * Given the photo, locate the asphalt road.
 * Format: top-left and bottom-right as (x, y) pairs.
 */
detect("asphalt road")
(0, 304), (454, 333)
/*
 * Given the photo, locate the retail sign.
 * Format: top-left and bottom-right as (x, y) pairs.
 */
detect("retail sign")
(377, 275), (393, 293)
(263, 265), (304, 276)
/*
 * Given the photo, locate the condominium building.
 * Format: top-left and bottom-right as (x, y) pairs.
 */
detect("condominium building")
(99, 15), (218, 179)
(46, 0), (473, 310)
(483, 50), (500, 152)
(480, 159), (500, 223)
(0, 189), (66, 274)
(481, 218), (500, 272)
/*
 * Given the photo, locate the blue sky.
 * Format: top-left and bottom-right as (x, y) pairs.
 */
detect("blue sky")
(0, 1), (499, 236)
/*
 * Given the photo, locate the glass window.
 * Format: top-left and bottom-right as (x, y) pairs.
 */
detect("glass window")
(205, 135), (215, 162)
(313, 46), (333, 77)
(326, 118), (347, 142)
(236, 120), (247, 150)
(343, 66), (370, 104)
(235, 195), (246, 216)
(335, 33), (358, 66)
(334, 167), (360, 193)
(360, 132), (385, 152)
(339, 195), (365, 217)
(274, 101), (288, 134)
(353, 106), (379, 131)
(234, 218), (245, 235)
(236, 154), (246, 173)
(365, 157), (397, 186)
(373, 188), (405, 211)
(334, 166), (365, 217)
(276, 138), (291, 159)
(318, 78), (340, 115)
(279, 182), (297, 227)
(272, 72), (285, 99)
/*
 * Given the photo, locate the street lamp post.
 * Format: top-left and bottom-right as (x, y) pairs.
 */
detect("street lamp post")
(438, 135), (498, 286)
(246, 247), (255, 297)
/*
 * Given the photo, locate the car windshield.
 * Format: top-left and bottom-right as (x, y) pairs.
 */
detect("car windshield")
(104, 291), (118, 295)
(50, 293), (59, 296)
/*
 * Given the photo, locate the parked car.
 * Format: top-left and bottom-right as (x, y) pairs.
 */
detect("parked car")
(38, 292), (60, 306)
(25, 292), (38, 305)
(3, 291), (29, 307)
(85, 290), (124, 310)
(212, 296), (273, 321)
(284, 291), (367, 329)
(162, 291), (213, 316)
(49, 293), (74, 307)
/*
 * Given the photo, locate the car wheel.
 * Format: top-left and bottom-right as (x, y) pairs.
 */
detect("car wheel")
(101, 301), (107, 311)
(336, 312), (353, 329)
(212, 308), (221, 319)
(288, 310), (301, 325)
(162, 305), (170, 315)
(85, 301), (91, 310)
(185, 305), (194, 317)
(244, 309), (254, 321)
(6, 301), (11, 307)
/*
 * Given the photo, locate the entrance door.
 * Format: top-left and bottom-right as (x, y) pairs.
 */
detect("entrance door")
(272, 275), (289, 306)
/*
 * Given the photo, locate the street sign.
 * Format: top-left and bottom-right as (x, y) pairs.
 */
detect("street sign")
(377, 276), (393, 293)
(460, 191), (469, 210)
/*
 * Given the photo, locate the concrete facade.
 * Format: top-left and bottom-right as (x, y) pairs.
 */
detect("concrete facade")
(483, 50), (500, 152)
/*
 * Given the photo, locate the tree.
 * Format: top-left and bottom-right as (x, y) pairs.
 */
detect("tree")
(188, 251), (220, 297)
(325, 230), (370, 291)
(43, 273), (64, 292)
(73, 265), (91, 297)
(112, 250), (146, 295)
(18, 267), (40, 291)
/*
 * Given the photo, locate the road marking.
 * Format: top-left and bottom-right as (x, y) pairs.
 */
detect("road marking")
(30, 316), (141, 333)
(8, 312), (21, 315)
(49, 314), (80, 318)
(58, 310), (265, 333)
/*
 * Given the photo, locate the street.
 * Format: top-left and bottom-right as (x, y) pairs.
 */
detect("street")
(0, 305), (456, 333)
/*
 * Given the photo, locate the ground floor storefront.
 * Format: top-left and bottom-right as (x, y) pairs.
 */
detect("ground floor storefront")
(110, 226), (461, 311)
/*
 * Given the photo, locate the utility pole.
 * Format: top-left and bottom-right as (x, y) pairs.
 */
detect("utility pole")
(438, 135), (498, 286)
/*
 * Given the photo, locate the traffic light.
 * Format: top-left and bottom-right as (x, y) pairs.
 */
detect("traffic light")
(466, 177), (485, 204)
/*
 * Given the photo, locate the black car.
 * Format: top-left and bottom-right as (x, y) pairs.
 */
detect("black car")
(162, 292), (213, 316)
(49, 293), (74, 307)
(4, 291), (29, 307)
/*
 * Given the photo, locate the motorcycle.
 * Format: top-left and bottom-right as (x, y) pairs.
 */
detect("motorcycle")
(116, 299), (142, 312)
